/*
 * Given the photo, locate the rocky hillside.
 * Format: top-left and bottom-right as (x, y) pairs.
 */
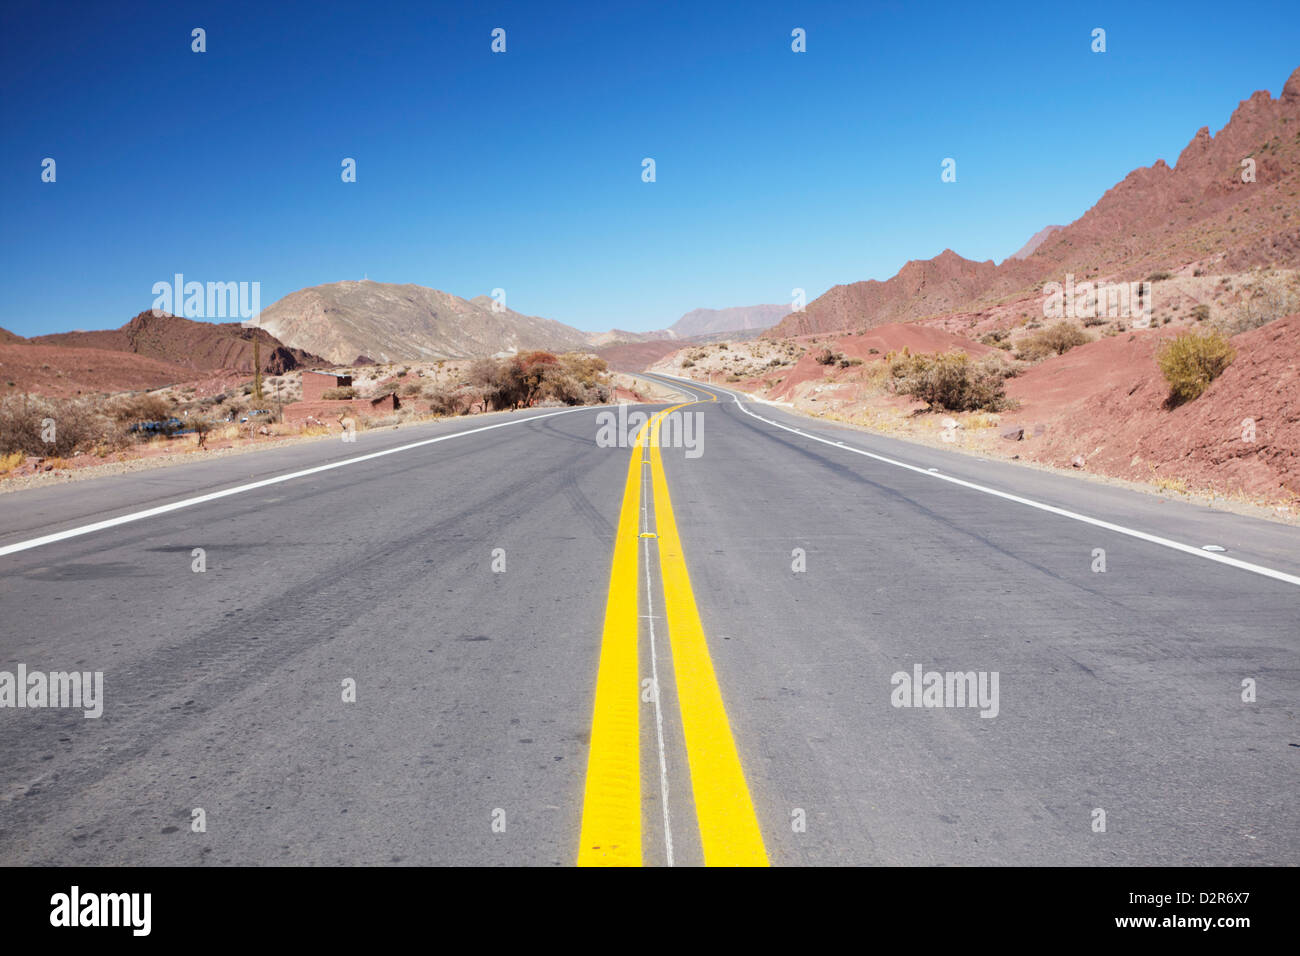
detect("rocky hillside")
(767, 64), (1300, 339)
(30, 311), (323, 374)
(250, 281), (594, 364)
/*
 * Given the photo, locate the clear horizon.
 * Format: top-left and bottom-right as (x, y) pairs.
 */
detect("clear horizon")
(2, 0), (1298, 337)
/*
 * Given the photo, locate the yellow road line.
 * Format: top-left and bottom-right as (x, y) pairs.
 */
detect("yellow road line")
(577, 417), (650, 866)
(650, 405), (769, 866)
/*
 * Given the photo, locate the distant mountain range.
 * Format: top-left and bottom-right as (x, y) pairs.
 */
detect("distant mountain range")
(1, 288), (790, 396)
(245, 281), (786, 364)
(668, 304), (789, 338)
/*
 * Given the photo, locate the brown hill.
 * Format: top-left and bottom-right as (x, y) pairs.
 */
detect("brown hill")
(0, 327), (24, 345)
(31, 311), (325, 374)
(0, 343), (213, 398)
(251, 281), (595, 364)
(767, 64), (1300, 339)
(595, 339), (687, 372)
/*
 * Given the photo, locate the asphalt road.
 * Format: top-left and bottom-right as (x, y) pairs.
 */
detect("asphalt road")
(0, 384), (1296, 866)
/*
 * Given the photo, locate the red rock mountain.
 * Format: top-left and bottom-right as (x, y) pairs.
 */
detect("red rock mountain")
(767, 64), (1300, 338)
(30, 311), (326, 374)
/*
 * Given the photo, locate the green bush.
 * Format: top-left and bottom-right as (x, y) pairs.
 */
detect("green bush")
(1157, 330), (1236, 404)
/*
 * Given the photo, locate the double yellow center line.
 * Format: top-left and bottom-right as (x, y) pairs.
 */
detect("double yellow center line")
(578, 402), (768, 867)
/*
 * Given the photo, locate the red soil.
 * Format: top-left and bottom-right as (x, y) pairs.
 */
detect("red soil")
(0, 343), (208, 398)
(769, 324), (995, 401)
(1009, 315), (1300, 499)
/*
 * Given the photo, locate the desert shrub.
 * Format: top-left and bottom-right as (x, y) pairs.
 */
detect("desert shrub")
(423, 386), (470, 417)
(680, 359), (695, 368)
(1219, 278), (1298, 334)
(321, 387), (357, 400)
(536, 370), (587, 405)
(1157, 330), (1236, 404)
(400, 383), (422, 397)
(1146, 271), (1173, 283)
(979, 329), (1009, 346)
(1015, 322), (1091, 361)
(887, 351), (1008, 412)
(558, 354), (606, 388)
(0, 395), (119, 456)
(813, 348), (836, 365)
(373, 380), (401, 397)
(1191, 304), (1211, 323)
(726, 374), (742, 382)
(111, 393), (172, 424)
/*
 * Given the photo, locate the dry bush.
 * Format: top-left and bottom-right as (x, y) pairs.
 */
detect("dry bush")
(0, 395), (120, 456)
(887, 351), (1008, 412)
(110, 392), (172, 424)
(321, 387), (357, 400)
(1157, 330), (1236, 405)
(1015, 323), (1091, 361)
(1219, 276), (1299, 334)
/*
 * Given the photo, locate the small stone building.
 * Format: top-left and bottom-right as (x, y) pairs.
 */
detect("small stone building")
(301, 371), (354, 402)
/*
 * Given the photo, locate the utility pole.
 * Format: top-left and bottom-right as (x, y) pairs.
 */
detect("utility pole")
(253, 339), (263, 402)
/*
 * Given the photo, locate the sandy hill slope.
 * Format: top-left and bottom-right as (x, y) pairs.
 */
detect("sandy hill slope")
(30, 311), (323, 374)
(250, 281), (594, 364)
(766, 64), (1300, 339)
(670, 304), (789, 337)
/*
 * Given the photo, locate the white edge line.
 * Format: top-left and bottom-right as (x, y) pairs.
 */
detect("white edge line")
(0, 406), (593, 559)
(648, 372), (1300, 589)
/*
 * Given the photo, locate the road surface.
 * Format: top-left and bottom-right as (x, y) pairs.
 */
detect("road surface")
(1, 382), (1296, 866)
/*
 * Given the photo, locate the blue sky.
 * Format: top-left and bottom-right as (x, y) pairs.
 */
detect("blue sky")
(2, 0), (1297, 336)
